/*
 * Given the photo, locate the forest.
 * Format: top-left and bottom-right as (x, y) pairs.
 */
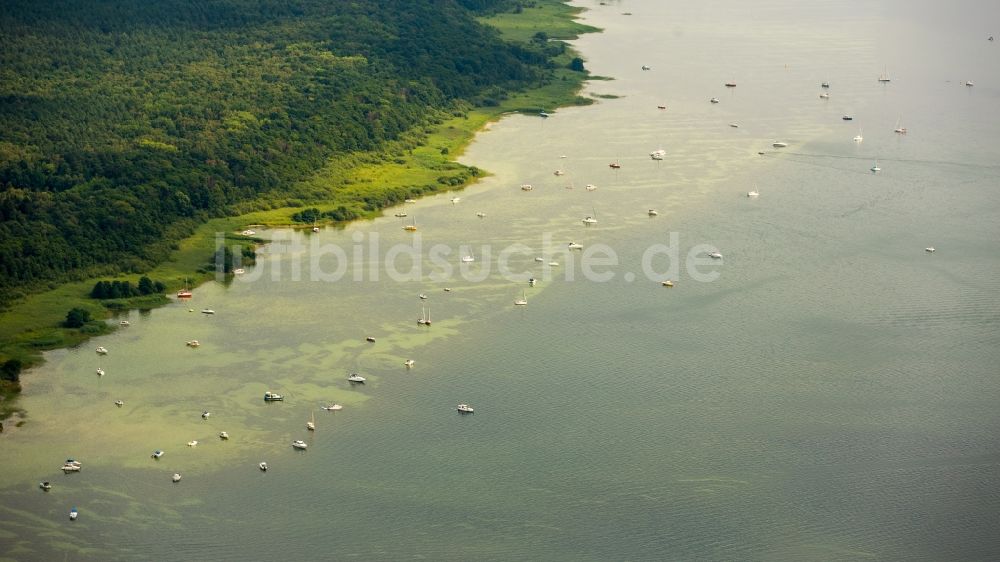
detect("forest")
(0, 0), (570, 306)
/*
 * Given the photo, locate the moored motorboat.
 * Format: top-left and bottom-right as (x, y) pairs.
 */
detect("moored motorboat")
(96, 368), (105, 376)
(187, 440), (198, 447)
(322, 404), (343, 411)
(201, 309), (215, 315)
(661, 280), (674, 287)
(457, 404), (474, 413)
(347, 373), (366, 383)
(710, 97), (720, 103)
(40, 481), (52, 491)
(772, 142), (788, 148)
(520, 184), (533, 191)
(567, 242), (583, 250)
(114, 400), (124, 407)
(172, 473), (182, 483)
(119, 320), (130, 326)
(292, 440), (308, 450)
(649, 148), (666, 160)
(201, 411), (210, 419)
(648, 209), (658, 216)
(842, 115), (853, 121)
(263, 391), (284, 401)
(151, 450), (164, 459)
(219, 431), (229, 440)
(404, 359), (415, 368)
(96, 346), (108, 355)
(709, 252), (723, 259)
(186, 340), (200, 347)
(259, 462), (268, 471)
(366, 336), (376, 342)
(61, 464), (81, 473)
(70, 507), (78, 520)
(925, 247), (936, 253)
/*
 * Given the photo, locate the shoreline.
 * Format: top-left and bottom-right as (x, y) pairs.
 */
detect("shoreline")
(0, 0), (601, 422)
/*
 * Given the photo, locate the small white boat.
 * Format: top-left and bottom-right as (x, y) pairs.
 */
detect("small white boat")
(61, 464), (81, 473)
(567, 242), (583, 250)
(772, 142), (788, 148)
(151, 450), (164, 459)
(965, 80), (974, 87)
(870, 161), (881, 173)
(585, 184), (597, 191)
(443, 287), (452, 292)
(747, 186), (759, 198)
(403, 219), (418, 232)
(292, 440), (308, 450)
(709, 252), (723, 259)
(114, 400), (124, 407)
(394, 212), (407, 218)
(307, 412), (316, 431)
(219, 431), (229, 440)
(347, 373), (366, 383)
(925, 247), (936, 253)
(648, 209), (658, 216)
(177, 289), (193, 298)
(96, 368), (105, 376)
(894, 116), (907, 134)
(241, 229), (256, 236)
(476, 212), (486, 218)
(520, 184), (533, 191)
(405, 198), (417, 203)
(70, 507), (78, 520)
(233, 268), (245, 275)
(119, 320), (130, 326)
(404, 359), (415, 368)
(554, 169), (565, 176)
(450, 197), (461, 204)
(96, 346), (108, 355)
(187, 440), (198, 447)
(366, 336), (376, 342)
(460, 254), (475, 263)
(172, 473), (182, 483)
(201, 411), (210, 419)
(40, 481), (52, 491)
(729, 122), (739, 128)
(418, 306), (431, 326)
(514, 291), (528, 306)
(582, 215), (597, 225)
(853, 129), (864, 143)
(457, 404), (475, 413)
(201, 309), (215, 315)
(661, 280), (674, 287)
(649, 149), (666, 160)
(609, 161), (621, 169)
(710, 97), (720, 104)
(418, 293), (428, 300)
(819, 92), (829, 99)
(322, 404), (343, 411)
(311, 226), (320, 233)
(65, 459), (82, 467)
(186, 340), (200, 347)
(259, 462), (268, 471)
(548, 261), (559, 267)
(264, 391), (284, 401)
(534, 257), (544, 263)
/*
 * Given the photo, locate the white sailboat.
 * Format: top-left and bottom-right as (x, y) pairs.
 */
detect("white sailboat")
(894, 116), (907, 134)
(870, 160), (881, 173)
(306, 411), (315, 431)
(747, 185), (759, 198)
(853, 129), (864, 143)
(582, 208), (598, 225)
(403, 217), (417, 231)
(878, 66), (891, 82)
(418, 306), (431, 326)
(514, 291), (528, 306)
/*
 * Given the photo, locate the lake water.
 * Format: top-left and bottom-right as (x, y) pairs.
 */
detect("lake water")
(2, 1), (999, 560)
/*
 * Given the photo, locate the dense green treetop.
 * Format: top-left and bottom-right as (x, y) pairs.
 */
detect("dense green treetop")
(0, 0), (559, 305)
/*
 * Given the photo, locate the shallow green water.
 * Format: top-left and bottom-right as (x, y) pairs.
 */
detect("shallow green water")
(2, 1), (999, 560)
